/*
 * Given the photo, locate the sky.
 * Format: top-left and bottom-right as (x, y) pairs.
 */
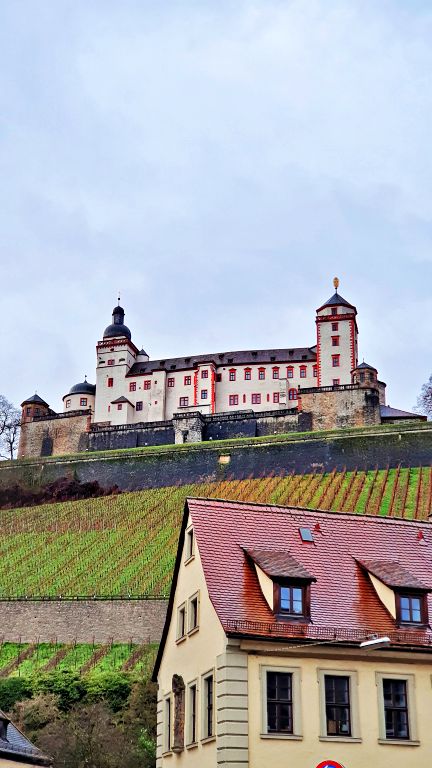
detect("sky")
(1, 0), (432, 414)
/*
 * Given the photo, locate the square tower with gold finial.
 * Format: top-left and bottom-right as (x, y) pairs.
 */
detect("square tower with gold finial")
(315, 278), (358, 387)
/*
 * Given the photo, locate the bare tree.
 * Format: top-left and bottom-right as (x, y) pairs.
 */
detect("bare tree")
(416, 374), (432, 419)
(0, 395), (21, 460)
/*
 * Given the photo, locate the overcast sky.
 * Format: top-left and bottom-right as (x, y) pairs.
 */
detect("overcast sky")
(1, 0), (432, 414)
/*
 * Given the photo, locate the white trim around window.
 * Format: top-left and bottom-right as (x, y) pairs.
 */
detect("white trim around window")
(201, 669), (215, 742)
(185, 526), (195, 563)
(260, 664), (303, 740)
(163, 693), (172, 755)
(186, 679), (198, 747)
(375, 672), (420, 746)
(176, 602), (187, 643)
(187, 592), (200, 635)
(317, 668), (361, 742)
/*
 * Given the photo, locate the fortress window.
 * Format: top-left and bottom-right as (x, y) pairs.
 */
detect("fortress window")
(179, 397), (189, 407)
(184, 376), (192, 386)
(229, 394), (239, 406)
(117, 403), (122, 410)
(107, 378), (113, 388)
(272, 367), (280, 379)
(144, 380), (151, 390)
(201, 390), (208, 399)
(80, 398), (87, 407)
(332, 336), (340, 346)
(229, 369), (236, 381)
(287, 367), (294, 379)
(288, 389), (298, 401)
(216, 373), (222, 382)
(65, 400), (71, 409)
(243, 394), (246, 403)
(136, 401), (143, 411)
(129, 382), (136, 392)
(332, 355), (340, 368)
(258, 368), (266, 380)
(333, 379), (340, 386)
(34, 408), (40, 415)
(332, 322), (339, 331)
(252, 393), (261, 404)
(300, 366), (307, 378)
(167, 378), (175, 387)
(313, 366), (318, 377)
(330, 307), (338, 315)
(26, 406), (32, 415)
(201, 370), (208, 379)
(107, 359), (115, 366)
(273, 392), (279, 403)
(244, 368), (252, 380)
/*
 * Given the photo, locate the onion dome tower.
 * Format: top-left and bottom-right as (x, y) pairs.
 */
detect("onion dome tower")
(62, 377), (96, 413)
(316, 277), (359, 387)
(103, 302), (132, 341)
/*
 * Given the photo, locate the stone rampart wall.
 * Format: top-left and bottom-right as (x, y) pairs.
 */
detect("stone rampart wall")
(18, 412), (90, 459)
(0, 599), (167, 643)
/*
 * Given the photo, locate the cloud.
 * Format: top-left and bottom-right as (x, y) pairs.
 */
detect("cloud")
(1, 0), (432, 411)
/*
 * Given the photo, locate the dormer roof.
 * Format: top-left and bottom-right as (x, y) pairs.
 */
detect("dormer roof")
(245, 548), (316, 581)
(357, 559), (431, 591)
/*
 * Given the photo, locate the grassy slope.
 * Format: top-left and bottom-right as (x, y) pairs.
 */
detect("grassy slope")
(0, 468), (431, 599)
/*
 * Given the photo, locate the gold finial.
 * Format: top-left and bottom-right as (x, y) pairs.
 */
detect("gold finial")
(333, 277), (340, 292)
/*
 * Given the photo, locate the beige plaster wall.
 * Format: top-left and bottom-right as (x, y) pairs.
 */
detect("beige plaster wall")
(247, 651), (432, 768)
(157, 514), (226, 768)
(369, 574), (396, 618)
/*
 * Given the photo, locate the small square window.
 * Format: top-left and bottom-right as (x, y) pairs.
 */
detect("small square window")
(229, 394), (239, 406)
(332, 336), (340, 347)
(397, 593), (427, 625)
(201, 389), (208, 399)
(288, 389), (298, 400)
(333, 379), (340, 386)
(65, 401), (71, 410)
(332, 355), (340, 367)
(184, 376), (192, 386)
(179, 396), (189, 407)
(117, 403), (122, 410)
(107, 359), (115, 366)
(144, 380), (151, 390)
(201, 370), (208, 379)
(330, 307), (338, 315)
(26, 406), (32, 415)
(278, 585), (306, 617)
(129, 382), (136, 392)
(167, 377), (175, 387)
(80, 398), (87, 407)
(332, 322), (339, 331)
(252, 393), (261, 405)
(136, 401), (143, 411)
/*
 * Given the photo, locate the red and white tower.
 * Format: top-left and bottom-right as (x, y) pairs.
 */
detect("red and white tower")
(316, 278), (358, 387)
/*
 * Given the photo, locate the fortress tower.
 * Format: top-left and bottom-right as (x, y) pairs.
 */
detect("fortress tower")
(94, 301), (140, 424)
(315, 278), (358, 387)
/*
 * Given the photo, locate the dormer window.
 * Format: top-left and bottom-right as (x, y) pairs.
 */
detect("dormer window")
(397, 593), (427, 626)
(275, 581), (310, 620)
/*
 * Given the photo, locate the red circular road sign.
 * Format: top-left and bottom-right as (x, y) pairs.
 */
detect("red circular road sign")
(316, 762), (346, 768)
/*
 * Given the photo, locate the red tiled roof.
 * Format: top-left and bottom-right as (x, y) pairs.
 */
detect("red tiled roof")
(245, 548), (316, 581)
(187, 498), (432, 647)
(357, 559), (431, 591)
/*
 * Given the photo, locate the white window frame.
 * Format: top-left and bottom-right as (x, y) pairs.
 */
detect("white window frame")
(186, 679), (198, 747)
(375, 672), (419, 746)
(163, 693), (172, 754)
(317, 668), (361, 742)
(188, 592), (200, 635)
(260, 664), (303, 740)
(176, 602), (187, 642)
(185, 526), (195, 563)
(201, 669), (215, 742)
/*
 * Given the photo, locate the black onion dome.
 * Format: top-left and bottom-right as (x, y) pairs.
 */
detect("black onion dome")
(103, 323), (132, 340)
(68, 381), (96, 396)
(103, 303), (132, 340)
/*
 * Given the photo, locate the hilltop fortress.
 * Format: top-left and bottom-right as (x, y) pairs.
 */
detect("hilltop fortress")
(18, 279), (423, 458)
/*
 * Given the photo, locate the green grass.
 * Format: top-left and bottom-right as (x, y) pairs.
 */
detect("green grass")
(0, 641), (157, 680)
(0, 469), (431, 598)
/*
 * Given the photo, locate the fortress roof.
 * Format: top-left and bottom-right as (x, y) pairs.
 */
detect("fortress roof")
(21, 394), (49, 408)
(317, 291), (356, 312)
(127, 346), (317, 376)
(67, 381), (96, 396)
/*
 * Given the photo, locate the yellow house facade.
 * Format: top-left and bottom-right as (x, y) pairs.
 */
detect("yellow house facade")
(154, 498), (432, 767)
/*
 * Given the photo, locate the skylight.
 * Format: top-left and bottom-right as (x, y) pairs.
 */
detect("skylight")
(299, 527), (314, 542)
